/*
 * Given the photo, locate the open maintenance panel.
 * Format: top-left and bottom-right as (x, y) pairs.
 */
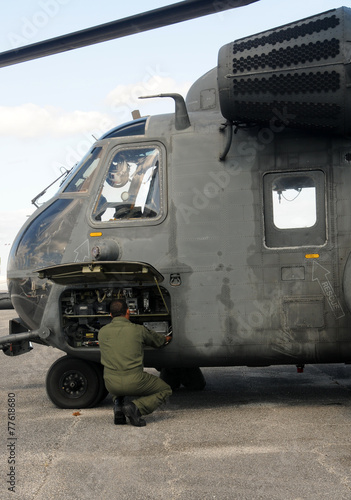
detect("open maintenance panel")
(61, 284), (171, 348)
(37, 261), (172, 348)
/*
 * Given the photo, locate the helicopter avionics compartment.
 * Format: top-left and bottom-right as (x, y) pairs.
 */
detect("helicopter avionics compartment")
(61, 284), (171, 348)
(36, 261), (171, 348)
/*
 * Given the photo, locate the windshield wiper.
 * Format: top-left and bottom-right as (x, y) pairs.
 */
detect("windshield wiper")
(31, 167), (72, 208)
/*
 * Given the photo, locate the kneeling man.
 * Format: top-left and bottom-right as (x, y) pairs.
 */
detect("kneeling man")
(98, 299), (172, 426)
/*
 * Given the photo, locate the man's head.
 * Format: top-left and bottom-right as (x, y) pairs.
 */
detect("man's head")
(107, 160), (130, 188)
(110, 299), (129, 318)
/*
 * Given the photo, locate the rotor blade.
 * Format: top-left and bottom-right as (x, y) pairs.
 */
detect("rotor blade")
(0, 0), (259, 68)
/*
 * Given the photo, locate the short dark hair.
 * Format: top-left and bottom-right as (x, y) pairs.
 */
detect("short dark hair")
(110, 299), (128, 318)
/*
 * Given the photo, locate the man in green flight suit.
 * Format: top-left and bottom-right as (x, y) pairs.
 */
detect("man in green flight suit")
(98, 299), (172, 427)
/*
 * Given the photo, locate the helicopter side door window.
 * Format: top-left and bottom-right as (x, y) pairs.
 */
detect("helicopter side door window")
(92, 146), (162, 222)
(264, 170), (326, 247)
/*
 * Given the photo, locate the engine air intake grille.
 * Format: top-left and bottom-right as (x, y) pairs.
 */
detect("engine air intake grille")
(218, 7), (351, 136)
(233, 14), (340, 53)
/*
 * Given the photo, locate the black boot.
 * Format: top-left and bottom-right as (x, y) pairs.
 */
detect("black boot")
(114, 397), (126, 425)
(122, 402), (146, 427)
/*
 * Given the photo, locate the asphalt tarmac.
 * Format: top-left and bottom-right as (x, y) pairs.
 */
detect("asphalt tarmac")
(1, 309), (351, 499)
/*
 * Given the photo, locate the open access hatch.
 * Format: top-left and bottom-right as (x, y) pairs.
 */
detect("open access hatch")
(37, 261), (164, 285)
(36, 261), (171, 348)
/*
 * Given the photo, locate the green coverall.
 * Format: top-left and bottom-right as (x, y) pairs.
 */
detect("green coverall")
(98, 316), (172, 415)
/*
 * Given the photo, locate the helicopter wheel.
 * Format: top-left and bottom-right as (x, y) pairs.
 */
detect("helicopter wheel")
(46, 356), (105, 409)
(159, 367), (181, 390)
(180, 367), (206, 390)
(160, 367), (206, 391)
(91, 362), (109, 404)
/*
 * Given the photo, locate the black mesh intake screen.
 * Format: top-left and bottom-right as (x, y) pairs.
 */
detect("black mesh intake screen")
(218, 7), (351, 136)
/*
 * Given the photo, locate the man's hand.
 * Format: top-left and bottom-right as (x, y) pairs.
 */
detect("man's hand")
(164, 335), (172, 345)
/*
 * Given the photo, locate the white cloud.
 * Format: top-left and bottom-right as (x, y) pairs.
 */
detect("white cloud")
(105, 76), (191, 112)
(0, 103), (110, 138)
(0, 76), (191, 139)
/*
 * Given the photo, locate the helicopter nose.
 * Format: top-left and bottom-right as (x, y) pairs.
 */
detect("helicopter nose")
(7, 198), (82, 329)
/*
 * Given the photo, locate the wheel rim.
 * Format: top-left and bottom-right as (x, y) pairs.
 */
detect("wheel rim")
(59, 370), (88, 399)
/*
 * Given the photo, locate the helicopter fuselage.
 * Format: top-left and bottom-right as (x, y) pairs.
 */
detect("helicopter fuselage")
(6, 96), (351, 369)
(4, 6), (351, 407)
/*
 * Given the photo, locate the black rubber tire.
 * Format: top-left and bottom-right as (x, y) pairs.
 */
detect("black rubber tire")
(91, 362), (109, 404)
(46, 356), (101, 409)
(160, 367), (181, 390)
(180, 367), (206, 390)
(160, 367), (206, 390)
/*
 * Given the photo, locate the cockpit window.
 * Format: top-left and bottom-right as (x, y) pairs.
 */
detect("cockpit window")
(64, 147), (102, 193)
(92, 146), (162, 222)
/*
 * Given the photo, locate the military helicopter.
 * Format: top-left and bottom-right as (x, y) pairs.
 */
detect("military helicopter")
(0, 244), (12, 309)
(1, 1), (351, 410)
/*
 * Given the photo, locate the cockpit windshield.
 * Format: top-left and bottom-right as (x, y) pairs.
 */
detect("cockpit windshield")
(63, 147), (103, 193)
(92, 146), (161, 222)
